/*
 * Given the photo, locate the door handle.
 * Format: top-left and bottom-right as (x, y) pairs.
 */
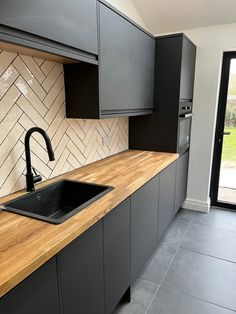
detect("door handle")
(223, 132), (231, 135)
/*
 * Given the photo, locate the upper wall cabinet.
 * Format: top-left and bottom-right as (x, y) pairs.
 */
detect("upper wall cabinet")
(154, 33), (196, 104)
(99, 3), (155, 116)
(0, 0), (98, 62)
(64, 2), (155, 118)
(179, 36), (196, 101)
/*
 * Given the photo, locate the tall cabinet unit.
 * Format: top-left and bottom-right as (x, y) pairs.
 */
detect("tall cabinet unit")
(129, 33), (196, 154)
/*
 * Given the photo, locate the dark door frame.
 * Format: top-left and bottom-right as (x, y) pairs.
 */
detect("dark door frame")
(210, 51), (236, 210)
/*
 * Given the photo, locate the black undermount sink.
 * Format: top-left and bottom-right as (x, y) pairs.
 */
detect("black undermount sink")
(3, 180), (113, 224)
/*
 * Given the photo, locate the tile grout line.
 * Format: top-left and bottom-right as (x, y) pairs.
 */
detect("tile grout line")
(144, 284), (160, 314)
(160, 285), (236, 313)
(0, 65), (20, 103)
(160, 211), (236, 313)
(180, 244), (236, 265)
(0, 104), (24, 147)
(190, 218), (236, 235)
(158, 214), (195, 286)
(19, 55), (47, 88)
(145, 214), (195, 313)
(192, 219), (236, 234)
(181, 211), (236, 264)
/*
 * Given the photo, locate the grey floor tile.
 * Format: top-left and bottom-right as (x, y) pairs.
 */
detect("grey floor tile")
(114, 279), (159, 314)
(181, 222), (236, 263)
(147, 287), (235, 314)
(162, 248), (236, 311)
(139, 241), (178, 284)
(161, 215), (191, 247)
(177, 208), (196, 221)
(194, 208), (236, 233)
(139, 214), (191, 285)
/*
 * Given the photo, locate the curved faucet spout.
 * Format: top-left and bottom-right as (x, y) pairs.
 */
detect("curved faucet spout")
(24, 127), (55, 191)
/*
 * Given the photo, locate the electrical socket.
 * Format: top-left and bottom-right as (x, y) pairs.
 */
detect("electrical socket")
(103, 136), (110, 146)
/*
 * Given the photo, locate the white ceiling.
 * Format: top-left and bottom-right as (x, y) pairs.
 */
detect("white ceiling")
(131, 0), (236, 35)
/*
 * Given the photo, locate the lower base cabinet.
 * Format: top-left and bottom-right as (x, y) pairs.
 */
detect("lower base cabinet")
(174, 151), (189, 213)
(131, 176), (159, 283)
(0, 257), (60, 314)
(0, 157), (189, 314)
(103, 198), (131, 314)
(158, 162), (177, 240)
(58, 221), (105, 314)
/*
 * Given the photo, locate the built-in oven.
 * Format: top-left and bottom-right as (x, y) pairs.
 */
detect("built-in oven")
(178, 100), (193, 155)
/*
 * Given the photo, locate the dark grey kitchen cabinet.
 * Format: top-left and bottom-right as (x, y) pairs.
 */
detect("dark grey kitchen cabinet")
(58, 221), (104, 314)
(0, 0), (98, 55)
(64, 2), (155, 118)
(99, 3), (155, 116)
(99, 3), (132, 116)
(129, 33), (196, 154)
(158, 161), (177, 240)
(179, 36), (197, 101)
(174, 151), (189, 214)
(153, 33), (196, 103)
(103, 198), (131, 314)
(131, 176), (159, 283)
(0, 257), (60, 314)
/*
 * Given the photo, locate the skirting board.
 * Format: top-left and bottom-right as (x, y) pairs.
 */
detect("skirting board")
(182, 197), (211, 213)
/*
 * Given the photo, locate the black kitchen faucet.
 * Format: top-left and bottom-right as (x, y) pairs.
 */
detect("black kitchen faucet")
(24, 127), (55, 192)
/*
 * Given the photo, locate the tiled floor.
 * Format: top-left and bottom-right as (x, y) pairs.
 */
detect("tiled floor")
(115, 208), (236, 314)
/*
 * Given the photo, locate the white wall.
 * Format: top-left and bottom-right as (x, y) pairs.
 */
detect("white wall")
(106, 0), (148, 30)
(182, 23), (236, 212)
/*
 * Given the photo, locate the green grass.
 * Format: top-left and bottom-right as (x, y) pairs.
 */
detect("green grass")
(222, 127), (236, 164)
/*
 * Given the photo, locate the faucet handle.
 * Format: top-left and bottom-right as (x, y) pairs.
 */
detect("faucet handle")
(32, 167), (42, 184)
(32, 167), (38, 176)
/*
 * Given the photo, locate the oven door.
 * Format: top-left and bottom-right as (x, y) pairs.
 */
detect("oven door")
(178, 116), (192, 154)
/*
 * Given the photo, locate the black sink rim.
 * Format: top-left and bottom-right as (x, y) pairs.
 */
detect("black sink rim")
(2, 179), (114, 224)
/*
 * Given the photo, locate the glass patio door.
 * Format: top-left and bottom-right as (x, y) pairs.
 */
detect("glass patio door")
(211, 52), (236, 209)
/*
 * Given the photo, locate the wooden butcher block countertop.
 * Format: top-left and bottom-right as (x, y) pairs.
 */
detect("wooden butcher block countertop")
(0, 150), (178, 297)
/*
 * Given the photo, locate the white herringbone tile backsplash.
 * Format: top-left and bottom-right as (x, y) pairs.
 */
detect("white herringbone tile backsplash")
(0, 50), (128, 197)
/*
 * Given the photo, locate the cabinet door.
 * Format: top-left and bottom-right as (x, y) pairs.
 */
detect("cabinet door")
(131, 176), (159, 283)
(0, 257), (60, 314)
(158, 162), (177, 240)
(129, 26), (155, 110)
(103, 198), (131, 314)
(58, 221), (104, 314)
(99, 4), (132, 114)
(175, 151), (189, 213)
(0, 0), (98, 54)
(179, 37), (196, 100)
(99, 3), (155, 115)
